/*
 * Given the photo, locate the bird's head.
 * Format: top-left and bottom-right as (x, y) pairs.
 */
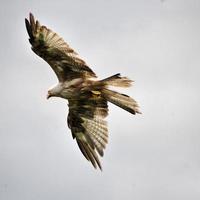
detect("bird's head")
(47, 84), (62, 99)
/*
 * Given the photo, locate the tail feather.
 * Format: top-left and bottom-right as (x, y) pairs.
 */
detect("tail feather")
(102, 89), (141, 115)
(101, 73), (133, 88)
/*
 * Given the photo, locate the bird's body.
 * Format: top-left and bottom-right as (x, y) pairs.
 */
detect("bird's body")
(25, 13), (140, 170)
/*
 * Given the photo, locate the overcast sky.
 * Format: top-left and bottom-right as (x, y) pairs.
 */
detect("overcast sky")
(1, 0), (200, 199)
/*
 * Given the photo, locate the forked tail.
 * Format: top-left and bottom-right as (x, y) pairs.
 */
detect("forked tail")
(101, 74), (141, 115)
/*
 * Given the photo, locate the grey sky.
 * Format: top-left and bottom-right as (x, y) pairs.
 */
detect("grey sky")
(1, 0), (200, 199)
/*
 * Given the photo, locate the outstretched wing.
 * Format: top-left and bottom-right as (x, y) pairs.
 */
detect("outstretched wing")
(25, 13), (96, 82)
(67, 90), (108, 170)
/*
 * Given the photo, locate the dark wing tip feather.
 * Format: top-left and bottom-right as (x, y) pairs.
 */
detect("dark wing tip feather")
(35, 20), (40, 30)
(29, 13), (35, 26)
(77, 139), (102, 171)
(25, 13), (37, 42)
(29, 12), (34, 18)
(25, 18), (33, 39)
(77, 140), (90, 161)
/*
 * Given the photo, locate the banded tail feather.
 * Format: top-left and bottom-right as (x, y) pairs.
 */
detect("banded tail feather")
(102, 88), (141, 115)
(100, 73), (141, 115)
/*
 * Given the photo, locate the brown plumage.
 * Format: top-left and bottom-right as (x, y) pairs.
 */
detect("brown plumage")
(25, 13), (141, 170)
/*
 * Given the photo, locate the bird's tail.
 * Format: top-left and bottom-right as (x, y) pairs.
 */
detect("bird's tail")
(100, 73), (141, 115)
(100, 73), (133, 88)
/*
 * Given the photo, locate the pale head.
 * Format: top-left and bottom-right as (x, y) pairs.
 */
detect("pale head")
(46, 83), (63, 99)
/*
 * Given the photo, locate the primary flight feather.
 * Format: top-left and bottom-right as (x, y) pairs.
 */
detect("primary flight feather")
(25, 13), (141, 170)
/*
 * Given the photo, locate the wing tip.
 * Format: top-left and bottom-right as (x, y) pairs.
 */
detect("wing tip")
(25, 18), (33, 39)
(25, 12), (36, 39)
(29, 12), (35, 23)
(76, 139), (103, 170)
(29, 12), (34, 18)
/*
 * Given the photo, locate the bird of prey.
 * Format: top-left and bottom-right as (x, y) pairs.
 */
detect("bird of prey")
(25, 13), (141, 170)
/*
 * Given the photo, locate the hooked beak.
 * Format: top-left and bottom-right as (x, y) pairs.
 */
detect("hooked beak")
(47, 92), (51, 99)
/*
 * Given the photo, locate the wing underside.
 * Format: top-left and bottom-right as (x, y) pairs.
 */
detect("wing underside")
(25, 13), (96, 82)
(67, 90), (108, 170)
